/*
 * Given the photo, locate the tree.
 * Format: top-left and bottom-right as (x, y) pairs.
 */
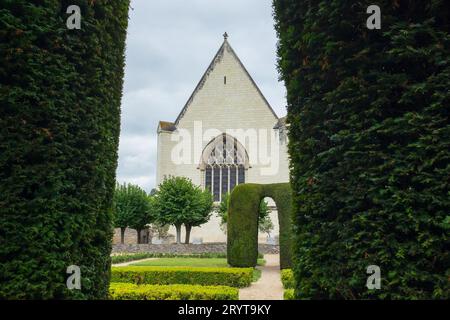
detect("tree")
(113, 184), (131, 244)
(217, 192), (274, 236)
(153, 176), (212, 244)
(184, 188), (214, 244)
(274, 0), (450, 299)
(113, 183), (155, 244)
(216, 193), (230, 233)
(0, 1), (130, 299)
(258, 201), (274, 238)
(125, 185), (154, 244)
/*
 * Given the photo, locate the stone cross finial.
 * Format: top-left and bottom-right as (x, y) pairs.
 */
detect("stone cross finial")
(223, 32), (228, 40)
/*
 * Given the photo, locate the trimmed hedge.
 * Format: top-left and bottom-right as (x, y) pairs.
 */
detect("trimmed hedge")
(281, 269), (295, 289)
(274, 1), (450, 299)
(0, 1), (130, 299)
(284, 289), (295, 300)
(111, 266), (253, 288)
(109, 283), (238, 300)
(227, 183), (293, 269)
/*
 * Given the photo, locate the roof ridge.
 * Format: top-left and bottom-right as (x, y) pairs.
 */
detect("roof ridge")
(173, 35), (279, 125)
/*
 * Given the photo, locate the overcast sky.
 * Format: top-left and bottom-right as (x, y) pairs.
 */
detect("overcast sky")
(116, 0), (287, 192)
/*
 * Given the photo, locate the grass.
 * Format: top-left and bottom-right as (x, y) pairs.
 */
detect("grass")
(129, 257), (266, 268)
(111, 252), (265, 264)
(130, 258), (229, 268)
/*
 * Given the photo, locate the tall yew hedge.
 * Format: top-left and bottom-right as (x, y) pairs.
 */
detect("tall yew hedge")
(273, 1), (449, 299)
(0, 1), (130, 299)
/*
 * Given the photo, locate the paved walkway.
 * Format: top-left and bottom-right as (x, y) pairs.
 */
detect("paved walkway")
(112, 258), (158, 267)
(239, 254), (283, 300)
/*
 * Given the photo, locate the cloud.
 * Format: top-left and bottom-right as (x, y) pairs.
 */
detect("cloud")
(117, 0), (287, 192)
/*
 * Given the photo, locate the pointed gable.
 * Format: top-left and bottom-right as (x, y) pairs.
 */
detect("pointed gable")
(174, 34), (278, 126)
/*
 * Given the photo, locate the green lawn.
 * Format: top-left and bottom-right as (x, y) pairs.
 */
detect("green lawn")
(129, 257), (265, 268)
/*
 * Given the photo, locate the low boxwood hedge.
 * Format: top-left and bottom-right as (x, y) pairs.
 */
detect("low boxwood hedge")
(111, 266), (253, 287)
(284, 289), (295, 300)
(281, 269), (295, 289)
(109, 283), (238, 300)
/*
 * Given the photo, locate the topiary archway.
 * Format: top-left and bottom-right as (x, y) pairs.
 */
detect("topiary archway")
(227, 183), (293, 269)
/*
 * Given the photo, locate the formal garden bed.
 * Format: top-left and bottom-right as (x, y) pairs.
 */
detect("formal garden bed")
(109, 283), (238, 300)
(111, 252), (264, 264)
(110, 255), (263, 300)
(111, 266), (254, 287)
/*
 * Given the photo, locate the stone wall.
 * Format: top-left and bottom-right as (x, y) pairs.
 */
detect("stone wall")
(112, 242), (279, 255)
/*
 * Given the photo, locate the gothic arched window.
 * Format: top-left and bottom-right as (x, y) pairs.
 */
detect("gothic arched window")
(201, 134), (248, 202)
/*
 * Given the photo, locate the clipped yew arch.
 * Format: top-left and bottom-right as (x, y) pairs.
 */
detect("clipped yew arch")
(227, 183), (293, 269)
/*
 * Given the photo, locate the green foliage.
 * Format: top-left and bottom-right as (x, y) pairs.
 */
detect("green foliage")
(114, 183), (154, 230)
(284, 289), (295, 300)
(258, 200), (274, 237)
(154, 176), (199, 226)
(109, 283), (238, 300)
(218, 192), (274, 235)
(111, 266), (254, 288)
(0, 1), (130, 299)
(124, 185), (153, 232)
(227, 183), (293, 269)
(273, 0), (450, 299)
(185, 187), (214, 229)
(113, 183), (155, 243)
(281, 269), (295, 289)
(153, 176), (213, 243)
(113, 184), (132, 229)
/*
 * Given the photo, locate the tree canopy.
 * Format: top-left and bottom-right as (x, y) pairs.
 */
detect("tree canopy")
(153, 176), (213, 244)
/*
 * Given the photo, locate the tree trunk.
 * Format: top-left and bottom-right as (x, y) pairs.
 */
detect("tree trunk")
(185, 224), (192, 244)
(175, 224), (181, 244)
(136, 229), (141, 244)
(120, 227), (126, 244)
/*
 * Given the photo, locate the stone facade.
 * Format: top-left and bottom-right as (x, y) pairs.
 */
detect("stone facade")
(155, 35), (290, 242)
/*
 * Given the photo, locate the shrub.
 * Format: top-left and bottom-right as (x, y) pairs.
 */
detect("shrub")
(227, 183), (293, 269)
(281, 269), (295, 289)
(111, 266), (253, 287)
(0, 1), (130, 299)
(109, 283), (238, 300)
(284, 289), (295, 300)
(274, 0), (450, 299)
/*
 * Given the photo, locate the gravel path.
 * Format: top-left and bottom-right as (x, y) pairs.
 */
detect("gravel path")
(239, 254), (283, 300)
(112, 258), (158, 267)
